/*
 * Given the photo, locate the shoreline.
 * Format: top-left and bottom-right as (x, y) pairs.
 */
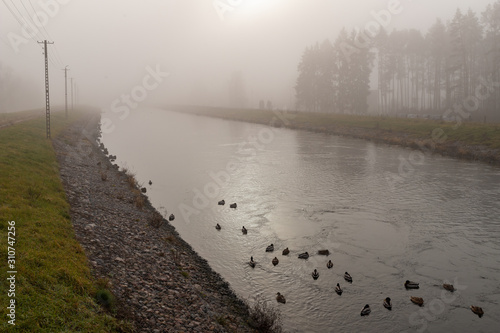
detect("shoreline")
(163, 105), (500, 166)
(53, 111), (257, 332)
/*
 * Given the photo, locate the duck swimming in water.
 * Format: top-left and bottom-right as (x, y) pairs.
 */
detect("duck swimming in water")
(266, 244), (274, 252)
(298, 252), (309, 259)
(335, 283), (343, 295)
(218, 200), (225, 205)
(276, 292), (286, 304)
(405, 280), (419, 289)
(215, 223), (221, 230)
(282, 247), (290, 255)
(344, 272), (353, 283)
(272, 257), (279, 266)
(443, 283), (454, 292)
(148, 180), (152, 185)
(242, 226), (247, 234)
(470, 305), (484, 318)
(360, 304), (371, 316)
(312, 269), (319, 280)
(410, 296), (424, 306)
(169, 214), (175, 221)
(230, 203), (237, 209)
(249, 256), (255, 268)
(327, 260), (333, 269)
(383, 297), (392, 310)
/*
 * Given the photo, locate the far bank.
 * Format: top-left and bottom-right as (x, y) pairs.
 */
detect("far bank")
(163, 105), (500, 165)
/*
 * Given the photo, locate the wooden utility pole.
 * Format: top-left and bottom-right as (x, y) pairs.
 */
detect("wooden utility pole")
(38, 40), (54, 138)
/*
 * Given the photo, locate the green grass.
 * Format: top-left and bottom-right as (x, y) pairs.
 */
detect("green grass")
(167, 105), (500, 150)
(0, 108), (45, 128)
(0, 109), (131, 332)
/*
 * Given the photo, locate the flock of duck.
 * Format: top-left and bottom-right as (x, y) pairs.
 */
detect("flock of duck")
(214, 200), (485, 319)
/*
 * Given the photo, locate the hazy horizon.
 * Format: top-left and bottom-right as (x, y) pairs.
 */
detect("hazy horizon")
(0, 0), (495, 112)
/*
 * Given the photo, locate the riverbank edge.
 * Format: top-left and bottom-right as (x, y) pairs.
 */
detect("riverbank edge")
(0, 111), (132, 331)
(163, 105), (500, 166)
(53, 110), (259, 332)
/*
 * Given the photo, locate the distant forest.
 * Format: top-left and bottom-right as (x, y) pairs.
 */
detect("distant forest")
(295, 1), (500, 121)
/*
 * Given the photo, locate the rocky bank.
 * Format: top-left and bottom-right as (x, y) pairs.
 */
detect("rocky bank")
(52, 112), (258, 333)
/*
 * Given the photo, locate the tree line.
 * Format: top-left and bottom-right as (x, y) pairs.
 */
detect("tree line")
(295, 1), (500, 120)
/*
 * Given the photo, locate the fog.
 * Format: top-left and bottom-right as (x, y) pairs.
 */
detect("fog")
(0, 0), (494, 112)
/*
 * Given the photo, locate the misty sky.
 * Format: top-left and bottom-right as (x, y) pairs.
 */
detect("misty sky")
(0, 0), (494, 111)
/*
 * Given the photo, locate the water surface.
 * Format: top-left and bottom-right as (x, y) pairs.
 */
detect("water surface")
(102, 108), (500, 333)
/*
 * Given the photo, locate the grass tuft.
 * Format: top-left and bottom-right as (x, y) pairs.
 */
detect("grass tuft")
(247, 299), (283, 333)
(133, 189), (144, 209)
(96, 289), (116, 311)
(26, 184), (43, 203)
(150, 211), (163, 228)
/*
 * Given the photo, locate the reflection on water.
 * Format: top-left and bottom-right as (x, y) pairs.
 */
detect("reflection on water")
(102, 108), (500, 333)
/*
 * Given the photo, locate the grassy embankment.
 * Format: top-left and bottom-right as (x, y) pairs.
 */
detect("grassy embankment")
(167, 105), (500, 163)
(0, 109), (45, 128)
(0, 110), (131, 332)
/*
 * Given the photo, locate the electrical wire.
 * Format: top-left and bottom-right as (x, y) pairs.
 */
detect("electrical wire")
(1, 0), (39, 44)
(25, 0), (66, 67)
(16, 0), (64, 67)
(2, 0), (66, 68)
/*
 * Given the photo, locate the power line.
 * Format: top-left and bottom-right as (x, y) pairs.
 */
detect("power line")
(6, 0), (44, 40)
(25, 0), (51, 40)
(3, 0), (59, 67)
(1, 0), (39, 44)
(19, 0), (49, 41)
(25, 0), (65, 67)
(1, 0), (65, 67)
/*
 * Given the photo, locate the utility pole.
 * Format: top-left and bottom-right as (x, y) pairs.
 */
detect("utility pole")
(70, 77), (74, 110)
(38, 40), (54, 138)
(62, 66), (69, 118)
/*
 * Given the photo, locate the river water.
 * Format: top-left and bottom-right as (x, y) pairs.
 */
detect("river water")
(101, 107), (500, 333)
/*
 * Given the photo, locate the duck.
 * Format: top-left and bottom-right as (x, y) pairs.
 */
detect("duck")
(242, 226), (247, 234)
(312, 269), (319, 280)
(266, 244), (274, 252)
(344, 272), (353, 283)
(249, 256), (255, 268)
(383, 297), (392, 310)
(405, 280), (419, 289)
(169, 214), (175, 221)
(215, 223), (221, 230)
(298, 252), (309, 259)
(410, 296), (424, 306)
(282, 247), (290, 255)
(276, 292), (286, 304)
(218, 199), (225, 205)
(360, 304), (371, 316)
(230, 203), (237, 209)
(470, 305), (484, 318)
(335, 283), (343, 295)
(272, 257), (279, 266)
(148, 180), (152, 185)
(443, 283), (454, 292)
(318, 249), (329, 256)
(327, 260), (333, 269)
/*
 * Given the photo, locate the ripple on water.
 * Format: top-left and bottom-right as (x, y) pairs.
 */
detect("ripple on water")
(101, 108), (500, 333)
